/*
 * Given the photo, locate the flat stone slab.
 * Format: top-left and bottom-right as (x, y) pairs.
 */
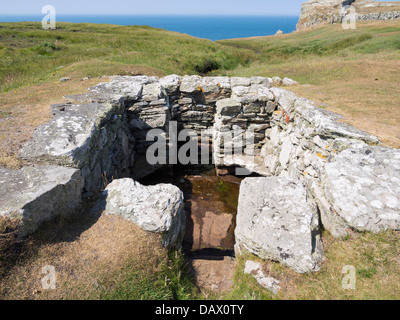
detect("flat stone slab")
(323, 144), (400, 233)
(294, 97), (379, 144)
(66, 76), (147, 104)
(93, 178), (185, 248)
(188, 256), (235, 292)
(0, 166), (83, 237)
(19, 103), (116, 167)
(235, 177), (323, 273)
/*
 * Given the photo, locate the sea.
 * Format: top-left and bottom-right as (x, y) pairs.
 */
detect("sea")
(0, 15), (299, 41)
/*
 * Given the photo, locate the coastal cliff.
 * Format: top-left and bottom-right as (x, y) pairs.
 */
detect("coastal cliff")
(297, 0), (400, 30)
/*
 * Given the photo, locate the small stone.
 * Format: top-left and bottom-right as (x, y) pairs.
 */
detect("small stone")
(59, 77), (71, 83)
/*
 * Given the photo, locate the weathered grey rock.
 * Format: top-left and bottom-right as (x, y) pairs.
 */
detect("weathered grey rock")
(180, 75), (203, 94)
(322, 144), (400, 234)
(216, 98), (242, 116)
(250, 77), (271, 87)
(86, 77), (143, 104)
(19, 102), (133, 195)
(142, 82), (168, 104)
(59, 77), (71, 83)
(20, 103), (117, 166)
(235, 177), (323, 273)
(282, 77), (299, 86)
(160, 74), (181, 94)
(231, 77), (251, 88)
(244, 260), (280, 294)
(202, 76), (231, 90)
(271, 76), (283, 86)
(297, 0), (400, 30)
(96, 178), (185, 248)
(275, 30), (284, 35)
(18, 73), (400, 247)
(0, 166), (83, 237)
(270, 87), (298, 113)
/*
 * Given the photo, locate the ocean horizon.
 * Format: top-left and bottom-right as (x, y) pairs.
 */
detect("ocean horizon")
(0, 15), (299, 41)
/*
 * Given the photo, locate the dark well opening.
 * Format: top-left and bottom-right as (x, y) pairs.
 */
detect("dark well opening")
(138, 149), (255, 260)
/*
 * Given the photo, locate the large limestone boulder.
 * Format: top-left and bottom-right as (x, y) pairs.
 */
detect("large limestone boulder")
(322, 144), (400, 234)
(0, 166), (83, 237)
(235, 177), (323, 273)
(94, 178), (186, 248)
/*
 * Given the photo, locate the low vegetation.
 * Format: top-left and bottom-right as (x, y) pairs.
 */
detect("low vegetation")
(0, 19), (399, 300)
(0, 212), (200, 300)
(224, 231), (400, 300)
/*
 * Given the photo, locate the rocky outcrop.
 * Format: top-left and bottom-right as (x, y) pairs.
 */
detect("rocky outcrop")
(93, 178), (185, 248)
(0, 166), (83, 237)
(297, 0), (400, 30)
(235, 177), (324, 273)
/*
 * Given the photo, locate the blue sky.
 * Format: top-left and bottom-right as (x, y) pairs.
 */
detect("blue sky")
(2, 0), (398, 16)
(2, 0), (304, 16)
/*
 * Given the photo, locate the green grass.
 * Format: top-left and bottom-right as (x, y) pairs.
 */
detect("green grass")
(2, 20), (399, 94)
(0, 22), (253, 93)
(99, 250), (200, 300)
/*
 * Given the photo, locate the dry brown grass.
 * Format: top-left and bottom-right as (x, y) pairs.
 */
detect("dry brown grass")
(0, 212), (166, 300)
(288, 57), (400, 148)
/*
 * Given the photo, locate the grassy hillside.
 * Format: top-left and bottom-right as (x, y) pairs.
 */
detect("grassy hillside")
(0, 22), (253, 93)
(1, 20), (399, 153)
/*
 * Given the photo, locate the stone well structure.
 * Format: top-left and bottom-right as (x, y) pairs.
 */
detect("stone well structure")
(1, 74), (399, 271)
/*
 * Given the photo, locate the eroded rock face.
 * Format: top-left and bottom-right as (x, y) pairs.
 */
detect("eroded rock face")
(94, 178), (185, 248)
(235, 177), (324, 273)
(297, 0), (400, 30)
(0, 166), (83, 237)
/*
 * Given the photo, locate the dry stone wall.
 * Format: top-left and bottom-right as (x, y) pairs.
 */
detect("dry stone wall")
(1, 75), (399, 260)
